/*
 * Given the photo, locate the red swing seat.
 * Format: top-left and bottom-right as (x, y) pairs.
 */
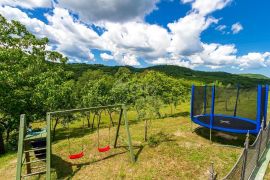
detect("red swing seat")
(98, 145), (110, 152)
(69, 151), (84, 159)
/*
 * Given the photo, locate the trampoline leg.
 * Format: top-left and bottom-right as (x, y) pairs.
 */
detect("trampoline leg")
(210, 128), (212, 143)
(190, 120), (193, 133)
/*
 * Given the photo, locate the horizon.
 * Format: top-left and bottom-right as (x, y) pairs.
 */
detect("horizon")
(0, 0), (270, 76)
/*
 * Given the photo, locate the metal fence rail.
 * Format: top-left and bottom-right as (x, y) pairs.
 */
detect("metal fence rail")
(210, 122), (270, 180)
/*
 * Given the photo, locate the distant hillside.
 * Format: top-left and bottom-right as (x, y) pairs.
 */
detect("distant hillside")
(240, 74), (270, 80)
(64, 63), (270, 87)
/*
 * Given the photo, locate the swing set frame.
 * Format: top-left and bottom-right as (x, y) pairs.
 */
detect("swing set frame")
(45, 104), (135, 180)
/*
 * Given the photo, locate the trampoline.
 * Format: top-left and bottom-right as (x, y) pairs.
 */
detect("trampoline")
(191, 85), (269, 134)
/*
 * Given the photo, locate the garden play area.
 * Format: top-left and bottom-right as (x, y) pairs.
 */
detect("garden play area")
(1, 85), (270, 179)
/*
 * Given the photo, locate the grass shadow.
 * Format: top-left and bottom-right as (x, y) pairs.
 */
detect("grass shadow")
(52, 145), (144, 178)
(148, 131), (176, 148)
(51, 154), (73, 179)
(194, 127), (256, 147)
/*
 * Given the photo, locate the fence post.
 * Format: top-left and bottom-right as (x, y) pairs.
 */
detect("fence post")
(209, 162), (217, 180)
(256, 124), (264, 166)
(266, 123), (270, 147)
(241, 131), (250, 180)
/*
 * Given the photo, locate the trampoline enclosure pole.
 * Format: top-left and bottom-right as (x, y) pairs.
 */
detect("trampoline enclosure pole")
(256, 85), (262, 132)
(264, 85), (269, 128)
(190, 85), (195, 131)
(210, 85), (215, 142)
(204, 85), (207, 115)
(233, 85), (240, 117)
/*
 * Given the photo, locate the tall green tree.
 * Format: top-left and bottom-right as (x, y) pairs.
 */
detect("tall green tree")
(0, 14), (68, 153)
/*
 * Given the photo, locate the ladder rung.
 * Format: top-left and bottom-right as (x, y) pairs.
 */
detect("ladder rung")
(31, 165), (46, 170)
(24, 147), (46, 153)
(30, 152), (46, 157)
(23, 158), (46, 165)
(21, 170), (46, 177)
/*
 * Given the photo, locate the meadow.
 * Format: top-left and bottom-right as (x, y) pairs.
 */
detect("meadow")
(0, 103), (248, 179)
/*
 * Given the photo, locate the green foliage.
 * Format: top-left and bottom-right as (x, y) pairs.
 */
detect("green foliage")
(0, 14), (70, 153)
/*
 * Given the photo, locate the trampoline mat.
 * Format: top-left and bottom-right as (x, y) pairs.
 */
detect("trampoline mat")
(195, 115), (257, 130)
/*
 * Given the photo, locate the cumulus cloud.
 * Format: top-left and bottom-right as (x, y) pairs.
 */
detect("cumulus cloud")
(167, 13), (218, 55)
(191, 0), (232, 15)
(1, 0), (269, 70)
(57, 0), (159, 23)
(0, 0), (51, 9)
(237, 52), (270, 69)
(100, 53), (114, 60)
(231, 22), (243, 34)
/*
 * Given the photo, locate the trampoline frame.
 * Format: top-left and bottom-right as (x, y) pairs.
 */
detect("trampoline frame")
(191, 85), (269, 134)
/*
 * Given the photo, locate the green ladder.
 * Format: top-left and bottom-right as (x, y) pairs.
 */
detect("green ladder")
(16, 114), (50, 179)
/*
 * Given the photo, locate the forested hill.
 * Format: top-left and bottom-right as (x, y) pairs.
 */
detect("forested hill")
(240, 74), (270, 80)
(64, 63), (270, 87)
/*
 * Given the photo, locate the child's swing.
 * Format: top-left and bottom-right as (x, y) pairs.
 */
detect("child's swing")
(97, 111), (111, 152)
(67, 116), (85, 159)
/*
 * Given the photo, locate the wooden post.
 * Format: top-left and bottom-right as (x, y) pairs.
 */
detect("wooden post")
(25, 151), (31, 174)
(256, 127), (263, 165)
(16, 114), (25, 180)
(46, 113), (51, 180)
(241, 131), (250, 180)
(144, 119), (148, 142)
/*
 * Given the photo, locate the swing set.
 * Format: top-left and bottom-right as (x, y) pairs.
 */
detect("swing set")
(44, 104), (136, 179)
(66, 109), (113, 159)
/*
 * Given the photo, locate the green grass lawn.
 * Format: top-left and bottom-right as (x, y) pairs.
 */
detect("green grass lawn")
(0, 102), (249, 179)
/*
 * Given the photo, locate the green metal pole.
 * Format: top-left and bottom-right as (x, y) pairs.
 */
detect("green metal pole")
(16, 114), (25, 180)
(122, 105), (135, 163)
(46, 113), (51, 180)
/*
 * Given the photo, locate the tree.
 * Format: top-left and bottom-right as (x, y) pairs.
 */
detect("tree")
(0, 14), (68, 153)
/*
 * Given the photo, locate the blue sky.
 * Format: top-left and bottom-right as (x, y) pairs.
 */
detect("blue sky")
(0, 0), (270, 76)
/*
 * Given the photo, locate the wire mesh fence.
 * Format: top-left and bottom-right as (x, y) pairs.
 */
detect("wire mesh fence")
(209, 122), (270, 180)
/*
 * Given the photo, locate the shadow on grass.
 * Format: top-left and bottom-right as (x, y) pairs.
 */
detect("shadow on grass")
(163, 111), (190, 118)
(51, 154), (73, 179)
(194, 127), (256, 147)
(148, 131), (176, 148)
(52, 145), (144, 179)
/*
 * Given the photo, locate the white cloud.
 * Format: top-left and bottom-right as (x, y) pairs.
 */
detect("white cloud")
(101, 21), (170, 58)
(100, 53), (114, 60)
(57, 0), (159, 23)
(0, 0), (51, 9)
(215, 25), (227, 33)
(121, 54), (140, 66)
(189, 43), (237, 67)
(231, 22), (243, 34)
(191, 0), (232, 15)
(167, 12), (218, 55)
(237, 52), (270, 69)
(1, 1), (269, 70)
(181, 0), (194, 4)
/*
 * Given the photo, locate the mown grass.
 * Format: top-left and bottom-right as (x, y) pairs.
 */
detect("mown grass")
(0, 102), (262, 179)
